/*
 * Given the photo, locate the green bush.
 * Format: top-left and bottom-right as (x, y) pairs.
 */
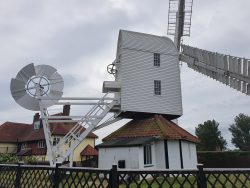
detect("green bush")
(0, 153), (18, 163)
(23, 156), (38, 164)
(198, 151), (250, 161)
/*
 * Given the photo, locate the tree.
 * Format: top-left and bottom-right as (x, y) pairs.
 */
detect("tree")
(229, 113), (250, 151)
(195, 120), (227, 151)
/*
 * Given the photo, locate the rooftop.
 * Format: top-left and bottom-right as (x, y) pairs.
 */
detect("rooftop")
(80, 144), (98, 156)
(0, 118), (98, 143)
(102, 115), (199, 144)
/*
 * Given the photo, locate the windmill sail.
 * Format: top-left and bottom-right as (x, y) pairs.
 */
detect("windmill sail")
(181, 44), (250, 95)
(167, 0), (194, 50)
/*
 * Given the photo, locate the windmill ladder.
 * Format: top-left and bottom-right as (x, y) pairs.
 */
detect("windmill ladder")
(52, 93), (117, 164)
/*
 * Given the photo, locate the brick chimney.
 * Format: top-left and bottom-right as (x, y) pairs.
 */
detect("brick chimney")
(63, 105), (70, 116)
(33, 113), (40, 123)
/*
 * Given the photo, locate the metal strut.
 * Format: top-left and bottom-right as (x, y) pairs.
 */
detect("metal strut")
(40, 93), (118, 166)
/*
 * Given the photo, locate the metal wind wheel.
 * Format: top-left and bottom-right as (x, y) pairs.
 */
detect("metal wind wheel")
(10, 63), (64, 111)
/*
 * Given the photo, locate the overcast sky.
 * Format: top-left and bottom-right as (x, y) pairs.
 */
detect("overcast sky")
(1, 0), (250, 149)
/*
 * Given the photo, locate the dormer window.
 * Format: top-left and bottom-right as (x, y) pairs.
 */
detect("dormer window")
(34, 121), (40, 130)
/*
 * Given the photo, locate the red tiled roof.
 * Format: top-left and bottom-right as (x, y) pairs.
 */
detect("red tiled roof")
(0, 122), (31, 143)
(0, 119), (98, 143)
(80, 144), (98, 156)
(103, 115), (199, 143)
(20, 127), (45, 142)
(50, 123), (98, 138)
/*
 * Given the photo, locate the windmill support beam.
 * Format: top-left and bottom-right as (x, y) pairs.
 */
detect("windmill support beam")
(94, 117), (123, 131)
(43, 115), (104, 119)
(39, 106), (54, 166)
(174, 0), (185, 50)
(39, 97), (115, 101)
(55, 102), (111, 105)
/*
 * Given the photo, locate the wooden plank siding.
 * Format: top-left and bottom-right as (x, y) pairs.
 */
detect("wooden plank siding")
(114, 30), (182, 119)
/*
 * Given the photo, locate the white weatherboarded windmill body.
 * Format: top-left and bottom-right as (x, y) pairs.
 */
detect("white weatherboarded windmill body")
(9, 0), (250, 167)
(103, 30), (182, 120)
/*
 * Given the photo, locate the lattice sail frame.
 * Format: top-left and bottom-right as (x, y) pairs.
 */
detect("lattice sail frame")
(167, 0), (194, 50)
(181, 45), (250, 95)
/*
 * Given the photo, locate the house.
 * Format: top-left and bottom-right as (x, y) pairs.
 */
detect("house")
(97, 115), (199, 170)
(0, 105), (98, 166)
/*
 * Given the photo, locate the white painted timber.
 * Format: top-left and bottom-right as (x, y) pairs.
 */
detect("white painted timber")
(98, 140), (198, 170)
(154, 141), (166, 169)
(98, 147), (140, 169)
(167, 140), (181, 169)
(107, 30), (182, 117)
(181, 141), (198, 169)
(102, 81), (121, 93)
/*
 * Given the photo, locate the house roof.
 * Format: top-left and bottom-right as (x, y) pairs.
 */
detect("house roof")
(50, 122), (97, 138)
(80, 144), (98, 156)
(0, 121), (98, 143)
(119, 30), (179, 55)
(0, 122), (31, 143)
(102, 115), (199, 143)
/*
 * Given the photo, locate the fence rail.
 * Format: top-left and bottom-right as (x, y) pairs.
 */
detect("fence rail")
(0, 163), (250, 188)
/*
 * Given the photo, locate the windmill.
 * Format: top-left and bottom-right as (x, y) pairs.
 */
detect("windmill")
(9, 0), (250, 166)
(104, 0), (250, 116)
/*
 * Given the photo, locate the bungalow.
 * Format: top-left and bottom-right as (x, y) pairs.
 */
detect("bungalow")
(0, 105), (98, 166)
(97, 115), (199, 170)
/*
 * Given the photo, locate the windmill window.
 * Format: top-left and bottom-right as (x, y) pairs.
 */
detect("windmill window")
(154, 80), (161, 95)
(38, 141), (45, 148)
(154, 53), (160, 66)
(144, 144), (152, 165)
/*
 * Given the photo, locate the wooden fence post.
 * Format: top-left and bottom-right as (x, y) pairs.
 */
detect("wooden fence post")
(110, 165), (118, 188)
(197, 164), (207, 188)
(53, 162), (62, 188)
(15, 162), (24, 188)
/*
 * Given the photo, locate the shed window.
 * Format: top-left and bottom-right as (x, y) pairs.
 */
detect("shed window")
(38, 141), (45, 148)
(154, 53), (160, 66)
(144, 144), (152, 165)
(154, 80), (161, 95)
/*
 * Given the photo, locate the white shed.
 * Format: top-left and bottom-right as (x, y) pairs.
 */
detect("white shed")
(97, 115), (199, 170)
(103, 30), (182, 120)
